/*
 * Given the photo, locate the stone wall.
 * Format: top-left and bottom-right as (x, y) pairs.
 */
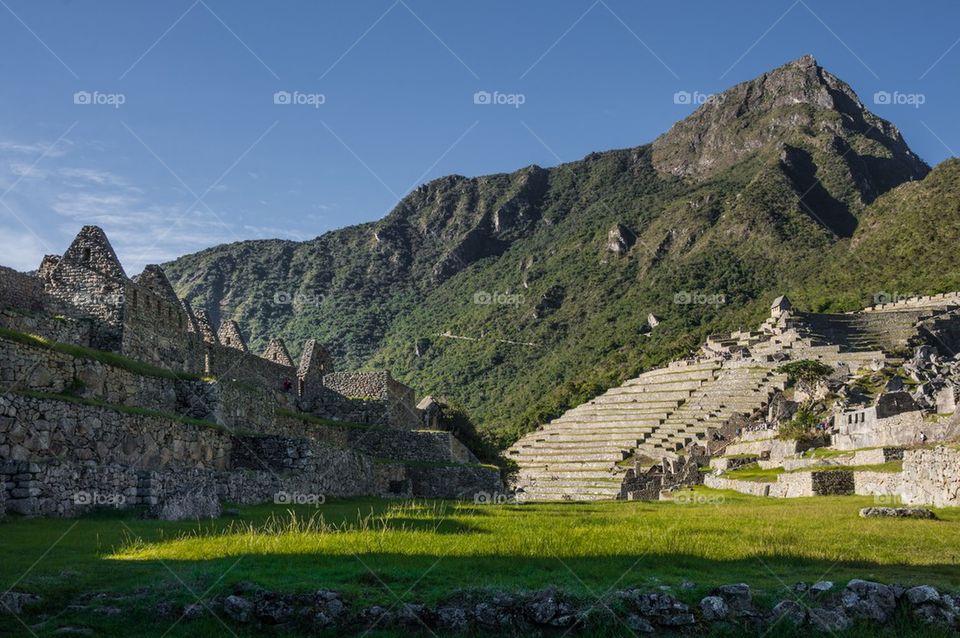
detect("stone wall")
(810, 470), (854, 495)
(853, 471), (903, 498)
(403, 463), (502, 500)
(0, 308), (92, 347)
(43, 258), (126, 351)
(317, 372), (420, 429)
(345, 429), (479, 464)
(833, 409), (950, 449)
(207, 343), (297, 394)
(0, 337), (179, 412)
(0, 392), (229, 469)
(0, 265), (45, 312)
(0, 390), (500, 517)
(120, 281), (203, 373)
(900, 446), (960, 507)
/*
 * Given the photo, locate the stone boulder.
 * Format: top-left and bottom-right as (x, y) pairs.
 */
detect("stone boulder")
(0, 592), (41, 615)
(841, 579), (896, 622)
(859, 507), (936, 519)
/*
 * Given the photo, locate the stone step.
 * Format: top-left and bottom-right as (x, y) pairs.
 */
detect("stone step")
(550, 418), (663, 427)
(510, 451), (628, 463)
(606, 379), (704, 394)
(589, 391), (693, 404)
(535, 434), (644, 444)
(515, 460), (617, 471)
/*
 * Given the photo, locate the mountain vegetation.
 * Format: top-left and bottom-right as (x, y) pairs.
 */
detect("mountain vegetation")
(164, 55), (959, 448)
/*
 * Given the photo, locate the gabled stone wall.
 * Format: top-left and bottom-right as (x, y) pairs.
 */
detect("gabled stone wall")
(121, 280), (204, 372)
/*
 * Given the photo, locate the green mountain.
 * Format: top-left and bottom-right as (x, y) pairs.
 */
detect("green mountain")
(164, 55), (957, 447)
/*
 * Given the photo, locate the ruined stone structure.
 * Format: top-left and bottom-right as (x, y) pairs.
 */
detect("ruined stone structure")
(0, 226), (499, 518)
(509, 293), (960, 504)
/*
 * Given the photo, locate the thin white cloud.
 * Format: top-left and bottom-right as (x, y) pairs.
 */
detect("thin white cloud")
(0, 140), (72, 158)
(0, 227), (49, 271)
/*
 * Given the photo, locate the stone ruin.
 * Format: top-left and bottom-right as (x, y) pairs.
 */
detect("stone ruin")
(0, 226), (500, 518)
(509, 293), (960, 506)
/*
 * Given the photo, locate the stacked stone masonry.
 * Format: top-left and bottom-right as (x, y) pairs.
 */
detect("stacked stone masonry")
(0, 226), (499, 517)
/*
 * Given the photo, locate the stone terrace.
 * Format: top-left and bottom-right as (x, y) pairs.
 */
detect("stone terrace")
(507, 361), (787, 500)
(509, 294), (960, 501)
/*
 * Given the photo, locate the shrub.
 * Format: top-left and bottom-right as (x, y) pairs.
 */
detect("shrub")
(777, 360), (833, 385)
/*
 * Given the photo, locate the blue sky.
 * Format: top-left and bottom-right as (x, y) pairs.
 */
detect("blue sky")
(0, 0), (958, 272)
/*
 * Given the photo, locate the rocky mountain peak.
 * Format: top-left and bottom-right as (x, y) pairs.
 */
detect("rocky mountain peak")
(651, 55), (929, 188)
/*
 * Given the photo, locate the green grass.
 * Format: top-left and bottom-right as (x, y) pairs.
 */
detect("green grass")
(724, 461), (904, 482)
(1, 493), (958, 636)
(0, 327), (201, 381)
(723, 465), (786, 482)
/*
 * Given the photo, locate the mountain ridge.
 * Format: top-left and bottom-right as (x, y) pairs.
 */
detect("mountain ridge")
(164, 55), (953, 445)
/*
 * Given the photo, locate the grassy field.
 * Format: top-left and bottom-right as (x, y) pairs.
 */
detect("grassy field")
(1, 489), (959, 636)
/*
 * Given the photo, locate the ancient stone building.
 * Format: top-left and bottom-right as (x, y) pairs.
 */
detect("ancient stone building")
(0, 226), (499, 518)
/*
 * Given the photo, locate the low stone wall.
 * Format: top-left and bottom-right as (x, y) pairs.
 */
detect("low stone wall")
(853, 471), (903, 498)
(705, 470), (855, 498)
(0, 337), (180, 412)
(901, 446), (960, 507)
(811, 470), (854, 495)
(0, 392), (229, 469)
(398, 463), (502, 500)
(318, 372), (420, 429)
(346, 429), (478, 464)
(0, 308), (92, 347)
(207, 343), (297, 394)
(703, 474), (773, 496)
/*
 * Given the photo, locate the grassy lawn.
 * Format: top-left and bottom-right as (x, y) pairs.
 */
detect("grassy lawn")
(1, 490), (959, 636)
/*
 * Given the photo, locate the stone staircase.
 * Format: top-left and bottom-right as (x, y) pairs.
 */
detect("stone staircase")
(508, 361), (786, 501)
